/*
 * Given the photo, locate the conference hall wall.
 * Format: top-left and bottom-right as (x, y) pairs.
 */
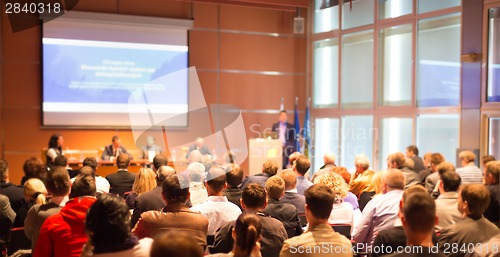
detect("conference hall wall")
(0, 1), (307, 184)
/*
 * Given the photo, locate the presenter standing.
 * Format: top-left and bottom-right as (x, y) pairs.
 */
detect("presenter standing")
(101, 135), (132, 161)
(272, 111), (297, 168)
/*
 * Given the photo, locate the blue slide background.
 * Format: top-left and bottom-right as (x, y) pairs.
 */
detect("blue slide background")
(43, 42), (188, 104)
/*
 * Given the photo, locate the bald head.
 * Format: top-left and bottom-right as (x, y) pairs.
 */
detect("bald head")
(382, 169), (406, 191)
(157, 165), (176, 184)
(278, 169), (297, 190)
(323, 153), (336, 165)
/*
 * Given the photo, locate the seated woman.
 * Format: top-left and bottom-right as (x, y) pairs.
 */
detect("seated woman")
(81, 194), (153, 257)
(125, 168), (156, 209)
(314, 172), (353, 227)
(14, 178), (47, 227)
(46, 134), (64, 168)
(207, 212), (262, 257)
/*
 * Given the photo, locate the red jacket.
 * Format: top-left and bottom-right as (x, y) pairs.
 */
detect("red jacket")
(33, 196), (96, 257)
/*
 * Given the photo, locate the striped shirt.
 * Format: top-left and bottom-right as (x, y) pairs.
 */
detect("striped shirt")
(456, 165), (483, 184)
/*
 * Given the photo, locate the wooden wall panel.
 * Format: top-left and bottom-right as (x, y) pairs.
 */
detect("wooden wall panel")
(0, 1), (307, 183)
(220, 33), (306, 72)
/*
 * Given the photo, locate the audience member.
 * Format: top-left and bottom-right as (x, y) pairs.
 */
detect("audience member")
(352, 169), (405, 247)
(15, 178), (47, 227)
(425, 153), (445, 193)
(469, 233), (500, 257)
(438, 184), (500, 257)
(278, 169), (305, 216)
(389, 192), (445, 257)
(25, 167), (70, 250)
(132, 175), (209, 250)
(405, 157), (415, 171)
(432, 162), (456, 198)
(152, 154), (169, 171)
(223, 164), (244, 210)
(150, 231), (204, 257)
(240, 159), (279, 190)
(46, 134), (63, 165)
(81, 194), (152, 257)
(106, 153), (136, 197)
(387, 152), (419, 188)
(280, 184), (353, 257)
(131, 165), (175, 226)
(293, 156), (312, 195)
(482, 155), (496, 167)
(188, 162), (209, 206)
(483, 161), (499, 227)
(101, 135), (132, 161)
(314, 172), (354, 226)
(125, 168), (156, 209)
(310, 152), (336, 182)
(288, 152), (302, 170)
(54, 155), (78, 178)
(208, 213), (263, 257)
(330, 166), (359, 210)
(34, 174), (97, 257)
(210, 183), (287, 257)
(405, 145), (426, 172)
(191, 167), (241, 236)
(80, 157), (110, 194)
(263, 176), (301, 238)
(0, 160), (25, 219)
(435, 170), (462, 230)
(21, 157), (46, 185)
(0, 194), (15, 241)
(418, 152), (433, 183)
(456, 150), (483, 184)
(349, 154), (375, 197)
(371, 185), (437, 257)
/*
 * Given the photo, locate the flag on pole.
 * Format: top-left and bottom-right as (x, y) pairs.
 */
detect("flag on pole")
(303, 97), (311, 158)
(294, 97), (300, 152)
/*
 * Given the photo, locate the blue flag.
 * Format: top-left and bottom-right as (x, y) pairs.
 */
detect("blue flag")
(303, 100), (310, 158)
(294, 99), (300, 152)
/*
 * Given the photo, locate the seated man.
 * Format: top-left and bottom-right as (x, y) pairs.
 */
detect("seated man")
(210, 183), (287, 257)
(387, 152), (419, 188)
(80, 157), (110, 194)
(310, 152), (336, 182)
(425, 153), (445, 193)
(188, 162), (208, 206)
(132, 175), (209, 250)
(438, 184), (500, 257)
(456, 150), (482, 185)
(106, 154), (136, 197)
(54, 155), (78, 178)
(34, 174), (97, 257)
(349, 154), (375, 197)
(352, 169), (405, 247)
(389, 192), (445, 257)
(483, 160), (499, 227)
(0, 194), (15, 241)
(101, 135), (132, 161)
(222, 164), (244, 210)
(280, 184), (352, 257)
(263, 176), (302, 238)
(0, 160), (25, 217)
(25, 167), (71, 250)
(293, 156), (312, 196)
(190, 167), (241, 236)
(278, 169), (305, 216)
(240, 159), (279, 190)
(186, 137), (211, 158)
(435, 170), (462, 230)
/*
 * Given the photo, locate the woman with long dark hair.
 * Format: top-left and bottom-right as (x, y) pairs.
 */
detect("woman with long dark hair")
(208, 212), (262, 257)
(47, 134), (63, 164)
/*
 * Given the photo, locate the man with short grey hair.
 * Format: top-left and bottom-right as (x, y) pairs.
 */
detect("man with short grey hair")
(188, 162), (208, 206)
(349, 154), (375, 197)
(352, 169), (405, 247)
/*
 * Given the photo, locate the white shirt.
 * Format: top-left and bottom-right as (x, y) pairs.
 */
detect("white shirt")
(190, 196), (241, 235)
(328, 201), (353, 225)
(71, 176), (110, 194)
(189, 182), (208, 206)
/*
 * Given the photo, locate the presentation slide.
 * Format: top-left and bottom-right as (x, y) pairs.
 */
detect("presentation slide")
(42, 38), (188, 127)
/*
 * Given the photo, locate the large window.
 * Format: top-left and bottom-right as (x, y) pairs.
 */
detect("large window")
(379, 25), (412, 106)
(342, 0), (374, 30)
(417, 13), (461, 107)
(341, 30), (374, 109)
(379, 118), (413, 170)
(340, 115), (374, 169)
(314, 0), (339, 33)
(418, 0), (461, 14)
(314, 39), (339, 107)
(314, 118), (340, 171)
(489, 118), (500, 158)
(487, 7), (500, 102)
(379, 0), (412, 20)
(416, 114), (459, 163)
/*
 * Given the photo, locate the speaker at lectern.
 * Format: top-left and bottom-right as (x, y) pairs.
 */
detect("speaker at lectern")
(248, 138), (282, 176)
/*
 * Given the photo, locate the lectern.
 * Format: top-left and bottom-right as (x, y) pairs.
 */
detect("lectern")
(248, 139), (282, 175)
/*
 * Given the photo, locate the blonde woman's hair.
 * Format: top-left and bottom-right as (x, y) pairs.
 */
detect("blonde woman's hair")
(372, 171), (383, 195)
(132, 168), (156, 195)
(24, 178), (47, 205)
(314, 171), (348, 200)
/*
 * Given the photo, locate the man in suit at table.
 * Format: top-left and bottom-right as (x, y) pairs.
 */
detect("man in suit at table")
(105, 154), (136, 197)
(272, 110), (297, 169)
(101, 135), (133, 161)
